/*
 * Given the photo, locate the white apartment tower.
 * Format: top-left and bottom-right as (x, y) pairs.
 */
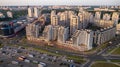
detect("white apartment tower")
(94, 20), (114, 28)
(70, 15), (81, 35)
(89, 13), (94, 23)
(94, 26), (116, 45)
(58, 26), (69, 43)
(68, 11), (75, 19)
(72, 30), (93, 50)
(43, 25), (53, 41)
(43, 25), (59, 41)
(103, 13), (111, 20)
(51, 10), (56, 17)
(51, 15), (59, 26)
(28, 7), (40, 18)
(78, 11), (90, 29)
(28, 7), (33, 17)
(51, 10), (56, 23)
(26, 23), (40, 40)
(95, 12), (101, 20)
(112, 12), (119, 26)
(52, 26), (59, 40)
(34, 7), (39, 18)
(59, 11), (69, 26)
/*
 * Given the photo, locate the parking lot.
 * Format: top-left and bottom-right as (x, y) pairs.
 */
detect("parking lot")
(0, 45), (80, 67)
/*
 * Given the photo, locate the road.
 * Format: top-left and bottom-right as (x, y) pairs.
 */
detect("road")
(82, 35), (120, 67)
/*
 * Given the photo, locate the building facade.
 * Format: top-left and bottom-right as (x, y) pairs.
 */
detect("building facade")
(34, 7), (39, 18)
(28, 7), (33, 17)
(72, 30), (93, 50)
(94, 26), (116, 45)
(58, 26), (69, 43)
(112, 12), (119, 26)
(51, 15), (59, 26)
(70, 15), (81, 35)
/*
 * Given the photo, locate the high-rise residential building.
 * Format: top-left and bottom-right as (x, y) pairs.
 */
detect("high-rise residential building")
(51, 10), (56, 22)
(51, 15), (59, 26)
(43, 25), (59, 41)
(52, 26), (59, 40)
(78, 11), (90, 29)
(26, 18), (45, 40)
(78, 12), (83, 22)
(79, 7), (84, 12)
(26, 23), (42, 39)
(103, 13), (111, 20)
(51, 10), (56, 16)
(89, 13), (94, 23)
(94, 26), (116, 45)
(43, 25), (69, 42)
(58, 26), (69, 43)
(112, 12), (119, 26)
(116, 23), (120, 34)
(95, 12), (101, 20)
(26, 23), (32, 39)
(68, 11), (75, 19)
(94, 20), (114, 28)
(0, 12), (5, 18)
(34, 7), (39, 18)
(25, 8), (118, 51)
(28, 7), (33, 17)
(72, 29), (93, 50)
(7, 11), (13, 18)
(43, 25), (53, 41)
(28, 7), (41, 18)
(70, 15), (81, 35)
(59, 11), (69, 26)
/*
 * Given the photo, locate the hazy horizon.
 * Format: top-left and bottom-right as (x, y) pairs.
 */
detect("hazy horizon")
(0, 0), (120, 6)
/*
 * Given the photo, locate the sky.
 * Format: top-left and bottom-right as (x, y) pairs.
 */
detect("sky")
(0, 0), (120, 6)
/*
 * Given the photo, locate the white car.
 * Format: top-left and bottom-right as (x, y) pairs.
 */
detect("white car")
(28, 54), (34, 58)
(24, 59), (30, 63)
(11, 61), (18, 64)
(39, 62), (46, 66)
(33, 60), (38, 64)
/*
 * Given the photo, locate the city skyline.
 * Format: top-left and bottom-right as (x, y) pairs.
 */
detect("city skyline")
(0, 0), (120, 6)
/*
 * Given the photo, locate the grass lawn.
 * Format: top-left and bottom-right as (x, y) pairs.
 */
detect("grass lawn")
(110, 59), (120, 62)
(85, 42), (108, 54)
(107, 48), (115, 53)
(91, 62), (120, 67)
(0, 44), (3, 48)
(33, 47), (86, 64)
(111, 47), (120, 55)
(32, 47), (61, 56)
(66, 55), (86, 64)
